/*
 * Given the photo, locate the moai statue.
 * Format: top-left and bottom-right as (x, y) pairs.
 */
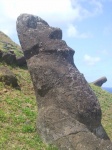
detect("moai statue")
(17, 14), (112, 150)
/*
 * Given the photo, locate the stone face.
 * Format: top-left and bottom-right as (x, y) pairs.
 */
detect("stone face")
(16, 14), (112, 150)
(92, 77), (107, 87)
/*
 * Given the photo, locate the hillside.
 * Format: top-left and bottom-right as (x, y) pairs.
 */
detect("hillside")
(0, 31), (23, 57)
(0, 62), (57, 150)
(0, 31), (57, 149)
(0, 62), (112, 149)
(90, 84), (112, 139)
(0, 31), (112, 149)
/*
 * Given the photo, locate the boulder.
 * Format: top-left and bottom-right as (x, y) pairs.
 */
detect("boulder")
(0, 50), (3, 60)
(92, 77), (107, 87)
(2, 51), (17, 65)
(16, 56), (27, 67)
(0, 49), (26, 67)
(0, 66), (19, 88)
(16, 14), (112, 150)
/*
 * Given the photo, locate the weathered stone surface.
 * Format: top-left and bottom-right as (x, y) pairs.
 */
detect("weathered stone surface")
(16, 14), (112, 150)
(0, 50), (3, 60)
(2, 52), (17, 65)
(0, 66), (19, 88)
(0, 49), (26, 67)
(92, 77), (107, 87)
(16, 56), (27, 67)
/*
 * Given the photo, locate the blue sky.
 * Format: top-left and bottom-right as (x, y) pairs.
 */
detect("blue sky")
(0, 0), (112, 87)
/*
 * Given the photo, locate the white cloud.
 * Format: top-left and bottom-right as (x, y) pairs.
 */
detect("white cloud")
(0, 0), (79, 24)
(1, 0), (103, 21)
(0, 0), (104, 28)
(0, 0), (105, 41)
(67, 24), (92, 38)
(0, 0), (77, 41)
(70, 0), (103, 19)
(0, 0), (80, 38)
(84, 54), (101, 65)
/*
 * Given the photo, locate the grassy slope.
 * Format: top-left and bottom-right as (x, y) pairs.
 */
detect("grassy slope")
(0, 62), (112, 149)
(0, 31), (112, 149)
(0, 63), (57, 150)
(0, 31), (23, 57)
(90, 84), (112, 139)
(0, 30), (111, 149)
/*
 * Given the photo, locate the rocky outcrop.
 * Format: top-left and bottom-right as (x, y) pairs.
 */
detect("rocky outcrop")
(0, 66), (19, 88)
(16, 14), (112, 150)
(0, 49), (26, 67)
(0, 31), (22, 54)
(16, 56), (26, 66)
(2, 51), (17, 65)
(92, 77), (107, 87)
(0, 50), (3, 61)
(0, 31), (26, 67)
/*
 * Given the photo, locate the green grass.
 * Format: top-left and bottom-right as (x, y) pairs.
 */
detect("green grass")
(0, 63), (57, 150)
(0, 31), (23, 57)
(0, 62), (112, 149)
(90, 84), (112, 139)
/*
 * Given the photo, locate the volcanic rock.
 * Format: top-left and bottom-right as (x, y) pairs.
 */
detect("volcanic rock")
(0, 31), (24, 66)
(2, 52), (17, 65)
(92, 77), (107, 87)
(0, 66), (19, 88)
(16, 56), (27, 67)
(16, 14), (112, 150)
(0, 50), (3, 60)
